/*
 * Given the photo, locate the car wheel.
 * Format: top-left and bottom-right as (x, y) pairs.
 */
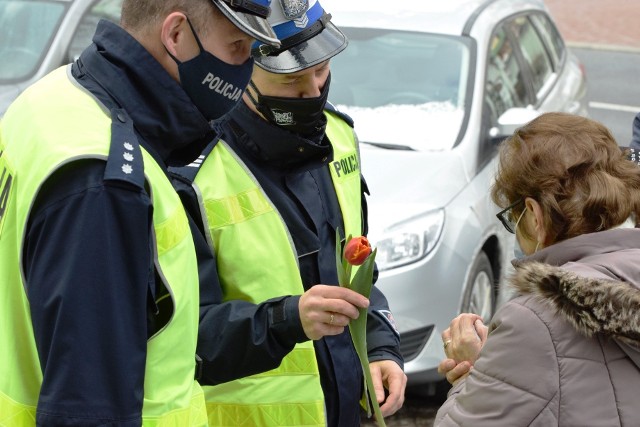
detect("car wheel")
(461, 251), (494, 322)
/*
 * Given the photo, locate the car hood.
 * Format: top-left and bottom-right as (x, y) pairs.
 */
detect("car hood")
(360, 145), (469, 225)
(0, 84), (22, 117)
(338, 102), (464, 151)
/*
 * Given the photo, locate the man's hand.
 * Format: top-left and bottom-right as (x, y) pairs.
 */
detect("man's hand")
(369, 360), (407, 417)
(298, 285), (369, 340)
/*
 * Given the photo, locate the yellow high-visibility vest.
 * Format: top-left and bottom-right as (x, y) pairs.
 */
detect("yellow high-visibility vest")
(0, 66), (207, 426)
(192, 111), (362, 426)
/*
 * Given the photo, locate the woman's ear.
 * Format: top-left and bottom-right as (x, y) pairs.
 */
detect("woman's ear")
(525, 197), (548, 247)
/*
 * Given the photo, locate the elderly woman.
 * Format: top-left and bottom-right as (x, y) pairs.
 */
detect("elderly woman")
(434, 112), (640, 426)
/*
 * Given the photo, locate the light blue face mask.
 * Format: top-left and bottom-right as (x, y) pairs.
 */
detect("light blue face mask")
(513, 207), (527, 259)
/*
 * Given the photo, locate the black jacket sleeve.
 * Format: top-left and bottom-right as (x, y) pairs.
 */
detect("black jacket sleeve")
(631, 112), (640, 149)
(24, 160), (152, 426)
(366, 283), (403, 368)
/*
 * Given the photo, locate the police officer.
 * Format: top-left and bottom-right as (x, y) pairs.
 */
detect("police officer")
(0, 0), (279, 425)
(173, 0), (407, 425)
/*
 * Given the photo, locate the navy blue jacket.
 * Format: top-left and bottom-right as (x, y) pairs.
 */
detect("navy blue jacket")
(172, 101), (403, 427)
(23, 21), (215, 425)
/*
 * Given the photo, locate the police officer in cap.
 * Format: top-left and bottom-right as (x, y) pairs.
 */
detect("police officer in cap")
(173, 0), (407, 425)
(0, 0), (280, 424)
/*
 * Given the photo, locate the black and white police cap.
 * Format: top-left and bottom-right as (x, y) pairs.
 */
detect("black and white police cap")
(212, 0), (281, 47)
(251, 0), (348, 73)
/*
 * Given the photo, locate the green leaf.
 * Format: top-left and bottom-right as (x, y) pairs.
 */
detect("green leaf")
(347, 248), (377, 297)
(336, 234), (385, 424)
(343, 233), (353, 280)
(345, 248), (386, 426)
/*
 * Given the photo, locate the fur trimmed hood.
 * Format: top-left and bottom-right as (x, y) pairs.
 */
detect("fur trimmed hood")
(510, 262), (640, 347)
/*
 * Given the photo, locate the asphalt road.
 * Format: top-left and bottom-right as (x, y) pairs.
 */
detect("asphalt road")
(359, 388), (445, 427)
(573, 47), (640, 146)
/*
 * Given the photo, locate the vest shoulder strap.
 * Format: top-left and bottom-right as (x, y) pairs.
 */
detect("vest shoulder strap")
(325, 102), (354, 128)
(170, 138), (219, 183)
(104, 108), (145, 190)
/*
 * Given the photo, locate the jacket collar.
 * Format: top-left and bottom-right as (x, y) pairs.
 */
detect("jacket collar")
(222, 101), (332, 171)
(510, 229), (640, 349)
(77, 20), (214, 166)
(515, 228), (640, 267)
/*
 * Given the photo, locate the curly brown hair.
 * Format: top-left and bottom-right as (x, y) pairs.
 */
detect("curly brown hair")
(491, 112), (640, 243)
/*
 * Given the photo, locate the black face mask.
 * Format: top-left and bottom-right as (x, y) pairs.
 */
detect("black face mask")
(166, 18), (254, 121)
(246, 73), (331, 137)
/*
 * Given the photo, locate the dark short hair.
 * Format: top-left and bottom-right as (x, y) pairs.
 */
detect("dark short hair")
(491, 112), (640, 243)
(121, 0), (218, 36)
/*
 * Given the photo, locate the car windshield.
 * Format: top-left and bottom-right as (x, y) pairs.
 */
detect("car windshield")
(329, 28), (472, 151)
(0, 0), (68, 83)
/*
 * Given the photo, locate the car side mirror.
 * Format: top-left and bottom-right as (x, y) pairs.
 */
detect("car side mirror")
(489, 108), (541, 143)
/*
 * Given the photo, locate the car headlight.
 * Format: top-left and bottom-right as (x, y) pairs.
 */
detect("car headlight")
(372, 209), (445, 271)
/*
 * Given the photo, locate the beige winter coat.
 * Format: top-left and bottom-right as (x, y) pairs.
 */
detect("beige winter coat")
(435, 228), (640, 427)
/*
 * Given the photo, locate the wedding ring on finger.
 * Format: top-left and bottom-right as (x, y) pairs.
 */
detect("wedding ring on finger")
(443, 339), (452, 350)
(329, 313), (335, 325)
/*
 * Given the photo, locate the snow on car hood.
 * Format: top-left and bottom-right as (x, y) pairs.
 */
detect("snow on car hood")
(337, 100), (469, 226)
(337, 101), (464, 151)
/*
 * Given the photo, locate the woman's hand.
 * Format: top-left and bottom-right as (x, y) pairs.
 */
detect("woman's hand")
(437, 358), (472, 386)
(437, 313), (488, 385)
(441, 313), (488, 365)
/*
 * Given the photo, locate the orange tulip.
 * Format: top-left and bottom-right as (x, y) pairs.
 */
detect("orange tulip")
(337, 233), (383, 424)
(344, 236), (372, 266)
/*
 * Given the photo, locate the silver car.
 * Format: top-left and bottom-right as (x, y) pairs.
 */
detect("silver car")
(0, 0), (122, 116)
(323, 0), (588, 389)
